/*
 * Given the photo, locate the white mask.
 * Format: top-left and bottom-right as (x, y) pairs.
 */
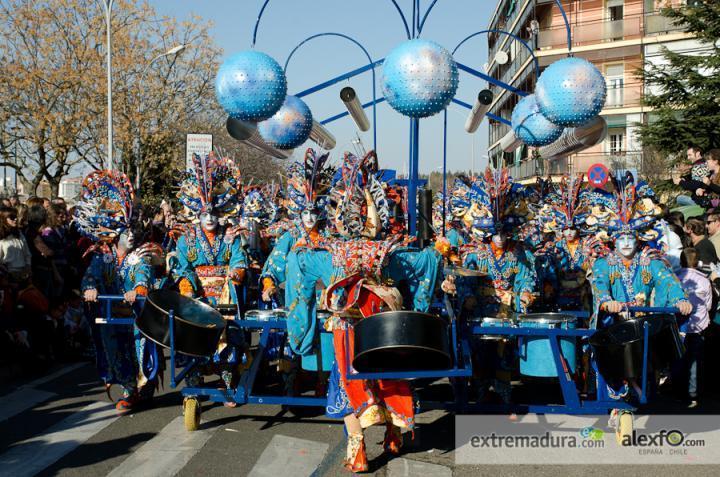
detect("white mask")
(200, 212), (219, 231)
(492, 233), (507, 249)
(301, 209), (319, 231)
(563, 228), (579, 241)
(616, 234), (638, 258)
(118, 230), (135, 250)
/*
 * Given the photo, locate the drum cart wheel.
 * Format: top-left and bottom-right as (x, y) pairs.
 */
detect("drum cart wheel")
(615, 410), (633, 445)
(183, 397), (201, 431)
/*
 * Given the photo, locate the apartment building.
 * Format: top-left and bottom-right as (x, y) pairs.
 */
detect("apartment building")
(486, 0), (701, 180)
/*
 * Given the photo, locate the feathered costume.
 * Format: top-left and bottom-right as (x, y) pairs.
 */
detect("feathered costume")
(590, 174), (686, 320)
(281, 150), (441, 471)
(446, 168), (537, 405)
(77, 171), (158, 409)
(536, 174), (597, 310)
(173, 153), (249, 390)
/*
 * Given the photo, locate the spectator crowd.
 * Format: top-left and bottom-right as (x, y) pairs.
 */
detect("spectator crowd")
(0, 195), (173, 378)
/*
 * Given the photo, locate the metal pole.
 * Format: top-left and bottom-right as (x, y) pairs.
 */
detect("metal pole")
(103, 0), (115, 171)
(442, 109), (447, 235)
(408, 118), (420, 236)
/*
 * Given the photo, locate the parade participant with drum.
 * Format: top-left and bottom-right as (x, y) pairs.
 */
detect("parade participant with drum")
(283, 150), (441, 472)
(589, 176), (691, 410)
(441, 168), (536, 405)
(173, 153), (248, 393)
(536, 173), (597, 311)
(77, 171), (158, 413)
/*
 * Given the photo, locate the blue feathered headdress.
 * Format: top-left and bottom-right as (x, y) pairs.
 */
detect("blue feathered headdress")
(177, 153), (241, 219)
(75, 170), (134, 242)
(285, 148), (334, 221)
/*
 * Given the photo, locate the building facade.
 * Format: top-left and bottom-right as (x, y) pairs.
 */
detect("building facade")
(486, 0), (700, 180)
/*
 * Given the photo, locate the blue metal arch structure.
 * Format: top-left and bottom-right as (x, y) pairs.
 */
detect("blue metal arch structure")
(284, 32), (379, 152)
(248, 0), (574, 235)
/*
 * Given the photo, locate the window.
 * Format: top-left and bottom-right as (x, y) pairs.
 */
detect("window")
(606, 64), (625, 107)
(607, 0), (624, 20)
(610, 133), (624, 154)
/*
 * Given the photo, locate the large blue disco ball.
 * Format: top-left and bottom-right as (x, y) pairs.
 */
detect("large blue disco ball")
(215, 51), (287, 122)
(381, 39), (459, 118)
(535, 57), (607, 127)
(258, 95), (313, 149)
(511, 94), (564, 147)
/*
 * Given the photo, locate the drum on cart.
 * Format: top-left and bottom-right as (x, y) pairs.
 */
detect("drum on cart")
(352, 311), (451, 373)
(136, 289), (226, 357)
(518, 313), (577, 378)
(245, 309), (288, 321)
(474, 316), (516, 341)
(589, 314), (683, 381)
(301, 310), (335, 372)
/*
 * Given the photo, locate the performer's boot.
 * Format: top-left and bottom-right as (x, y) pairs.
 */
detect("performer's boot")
(115, 387), (139, 413)
(382, 424), (403, 455)
(344, 432), (368, 473)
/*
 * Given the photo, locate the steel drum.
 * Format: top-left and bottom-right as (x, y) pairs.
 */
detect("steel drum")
(301, 310), (335, 372)
(352, 311), (451, 373)
(517, 313), (577, 377)
(589, 314), (683, 381)
(245, 309), (288, 321)
(474, 316), (516, 340)
(136, 289), (226, 357)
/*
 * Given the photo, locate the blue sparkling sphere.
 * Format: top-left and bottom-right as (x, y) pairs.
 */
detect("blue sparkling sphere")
(258, 95), (313, 150)
(381, 39), (459, 118)
(215, 50), (287, 122)
(511, 94), (564, 147)
(535, 57), (607, 127)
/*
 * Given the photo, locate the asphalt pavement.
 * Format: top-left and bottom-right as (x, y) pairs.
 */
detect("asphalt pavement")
(1, 362), (720, 476)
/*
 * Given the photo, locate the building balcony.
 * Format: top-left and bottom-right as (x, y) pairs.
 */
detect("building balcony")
(604, 82), (643, 110)
(512, 152), (644, 180)
(644, 11), (686, 35)
(538, 15), (642, 50)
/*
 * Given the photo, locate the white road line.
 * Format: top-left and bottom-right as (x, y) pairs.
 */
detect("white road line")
(248, 434), (329, 477)
(106, 416), (214, 477)
(0, 401), (120, 477)
(0, 363), (86, 422)
(0, 387), (56, 422)
(23, 363), (85, 388)
(387, 458), (453, 477)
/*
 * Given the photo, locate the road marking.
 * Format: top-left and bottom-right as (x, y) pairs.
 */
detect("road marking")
(23, 363), (85, 387)
(106, 416), (214, 477)
(0, 363), (86, 422)
(387, 457), (452, 477)
(248, 434), (329, 477)
(0, 401), (120, 477)
(0, 387), (56, 422)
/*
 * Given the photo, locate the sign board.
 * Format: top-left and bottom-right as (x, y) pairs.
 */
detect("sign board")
(587, 163), (609, 188)
(186, 134), (213, 169)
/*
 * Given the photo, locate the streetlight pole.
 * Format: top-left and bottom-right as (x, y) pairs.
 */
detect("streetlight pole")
(102, 0), (115, 171)
(135, 44), (187, 190)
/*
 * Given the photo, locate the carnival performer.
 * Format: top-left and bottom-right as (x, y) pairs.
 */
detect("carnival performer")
(441, 168), (536, 405)
(589, 175), (691, 414)
(173, 153), (248, 393)
(282, 150), (441, 472)
(260, 149), (335, 307)
(77, 171), (158, 413)
(536, 173), (597, 311)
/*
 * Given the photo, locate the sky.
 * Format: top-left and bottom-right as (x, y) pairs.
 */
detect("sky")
(150, 0), (498, 174)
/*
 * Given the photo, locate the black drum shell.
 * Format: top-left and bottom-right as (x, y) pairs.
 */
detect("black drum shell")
(589, 314), (684, 381)
(352, 311), (451, 373)
(136, 289), (227, 357)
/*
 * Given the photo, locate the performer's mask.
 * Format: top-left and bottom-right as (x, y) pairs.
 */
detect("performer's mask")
(616, 233), (638, 258)
(492, 233), (507, 249)
(118, 229), (135, 250)
(301, 209), (319, 231)
(563, 228), (579, 241)
(200, 212), (219, 231)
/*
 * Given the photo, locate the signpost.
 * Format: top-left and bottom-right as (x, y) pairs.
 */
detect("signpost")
(185, 134), (213, 169)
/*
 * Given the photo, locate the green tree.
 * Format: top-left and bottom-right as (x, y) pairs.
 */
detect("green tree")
(638, 1), (720, 157)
